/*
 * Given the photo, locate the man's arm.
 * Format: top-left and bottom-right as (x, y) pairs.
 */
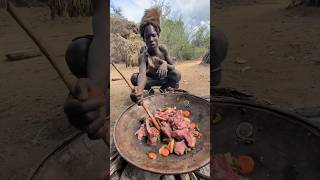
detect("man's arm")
(64, 0), (108, 140)
(137, 55), (147, 89)
(88, 0), (107, 92)
(82, 0), (108, 139)
(130, 55), (147, 105)
(159, 45), (175, 71)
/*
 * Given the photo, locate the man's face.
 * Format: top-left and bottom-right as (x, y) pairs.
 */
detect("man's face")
(143, 24), (159, 50)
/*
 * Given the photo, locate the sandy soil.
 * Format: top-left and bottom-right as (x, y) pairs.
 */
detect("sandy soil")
(214, 0), (320, 110)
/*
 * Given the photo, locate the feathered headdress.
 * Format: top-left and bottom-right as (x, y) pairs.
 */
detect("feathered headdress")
(139, 7), (161, 37)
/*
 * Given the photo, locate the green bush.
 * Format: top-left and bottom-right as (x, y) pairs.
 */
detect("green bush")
(192, 25), (210, 48)
(160, 18), (209, 60)
(194, 47), (208, 59)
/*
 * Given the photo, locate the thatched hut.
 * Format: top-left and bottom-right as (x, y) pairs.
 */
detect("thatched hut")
(110, 17), (144, 67)
(47, 0), (92, 19)
(288, 0), (320, 8)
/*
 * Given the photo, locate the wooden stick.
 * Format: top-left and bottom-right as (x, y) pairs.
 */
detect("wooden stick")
(111, 63), (133, 90)
(7, 2), (73, 91)
(6, 2), (109, 146)
(142, 104), (161, 130)
(111, 63), (161, 130)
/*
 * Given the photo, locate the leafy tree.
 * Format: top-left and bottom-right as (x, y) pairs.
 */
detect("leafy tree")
(149, 0), (208, 60)
(192, 25), (210, 48)
(151, 0), (171, 20)
(111, 4), (124, 18)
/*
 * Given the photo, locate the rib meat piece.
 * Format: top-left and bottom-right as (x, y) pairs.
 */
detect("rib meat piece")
(174, 140), (187, 156)
(145, 118), (160, 146)
(134, 123), (147, 140)
(160, 121), (172, 139)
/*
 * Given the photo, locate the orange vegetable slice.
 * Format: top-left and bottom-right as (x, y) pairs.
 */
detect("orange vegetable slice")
(190, 122), (196, 129)
(160, 147), (170, 157)
(148, 152), (157, 159)
(237, 155), (255, 175)
(159, 145), (165, 154)
(183, 111), (190, 117)
(167, 139), (175, 153)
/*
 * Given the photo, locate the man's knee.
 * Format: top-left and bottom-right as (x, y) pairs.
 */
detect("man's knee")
(65, 37), (92, 78)
(131, 73), (139, 86)
(211, 69), (221, 86)
(168, 69), (181, 82)
(212, 27), (228, 68)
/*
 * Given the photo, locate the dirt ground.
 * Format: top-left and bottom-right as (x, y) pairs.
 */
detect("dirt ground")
(214, 0), (320, 110)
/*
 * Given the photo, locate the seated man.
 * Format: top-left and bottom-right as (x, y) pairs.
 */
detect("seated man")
(130, 8), (181, 103)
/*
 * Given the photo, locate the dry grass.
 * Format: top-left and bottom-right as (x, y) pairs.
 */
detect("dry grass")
(48, 0), (92, 19)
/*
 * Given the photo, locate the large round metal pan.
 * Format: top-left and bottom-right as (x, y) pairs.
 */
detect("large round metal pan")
(114, 93), (210, 175)
(29, 133), (107, 180)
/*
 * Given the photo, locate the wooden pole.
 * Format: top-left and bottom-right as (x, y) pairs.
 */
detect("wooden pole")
(111, 63), (161, 130)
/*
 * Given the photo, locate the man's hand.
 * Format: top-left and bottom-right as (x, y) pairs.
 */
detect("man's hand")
(130, 86), (144, 105)
(157, 61), (168, 79)
(64, 78), (106, 139)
